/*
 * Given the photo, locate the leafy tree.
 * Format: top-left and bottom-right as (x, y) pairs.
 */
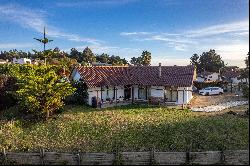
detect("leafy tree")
(109, 55), (128, 66)
(239, 52), (249, 83)
(13, 65), (75, 120)
(141, 50), (151, 66)
(130, 50), (151, 66)
(70, 48), (82, 63)
(130, 57), (142, 66)
(191, 49), (225, 72)
(96, 53), (109, 63)
(82, 47), (96, 63)
(190, 54), (199, 68)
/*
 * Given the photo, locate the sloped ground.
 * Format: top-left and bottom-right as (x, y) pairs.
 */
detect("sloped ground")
(0, 105), (248, 153)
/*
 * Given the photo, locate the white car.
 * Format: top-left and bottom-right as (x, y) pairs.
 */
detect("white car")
(199, 87), (224, 96)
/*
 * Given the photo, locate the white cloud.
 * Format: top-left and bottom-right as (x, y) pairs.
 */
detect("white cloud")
(186, 20), (249, 38)
(120, 32), (153, 36)
(152, 57), (189, 66)
(56, 0), (138, 8)
(120, 19), (249, 64)
(0, 4), (102, 45)
(213, 43), (249, 60)
(0, 43), (35, 49)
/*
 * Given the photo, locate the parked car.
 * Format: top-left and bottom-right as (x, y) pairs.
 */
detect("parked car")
(199, 87), (224, 96)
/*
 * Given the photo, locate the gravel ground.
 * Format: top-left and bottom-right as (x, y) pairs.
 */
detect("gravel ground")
(190, 92), (246, 107)
(191, 100), (249, 112)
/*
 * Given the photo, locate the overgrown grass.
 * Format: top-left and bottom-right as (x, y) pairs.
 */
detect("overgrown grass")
(0, 104), (248, 152)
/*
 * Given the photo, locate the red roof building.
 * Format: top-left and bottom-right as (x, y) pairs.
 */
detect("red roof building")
(70, 65), (196, 106)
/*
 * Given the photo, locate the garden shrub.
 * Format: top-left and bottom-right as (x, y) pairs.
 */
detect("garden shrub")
(65, 80), (88, 105)
(242, 85), (249, 99)
(0, 75), (17, 110)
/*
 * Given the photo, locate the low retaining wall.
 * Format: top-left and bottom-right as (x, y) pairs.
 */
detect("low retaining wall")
(0, 150), (248, 165)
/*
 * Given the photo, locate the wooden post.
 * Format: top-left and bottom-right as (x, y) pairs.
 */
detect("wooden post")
(185, 148), (190, 165)
(100, 86), (103, 102)
(150, 146), (155, 165)
(182, 89), (185, 109)
(96, 90), (99, 108)
(220, 150), (225, 165)
(40, 148), (45, 165)
(3, 148), (6, 164)
(132, 86), (134, 104)
(76, 150), (81, 165)
(114, 144), (121, 165)
(115, 87), (118, 107)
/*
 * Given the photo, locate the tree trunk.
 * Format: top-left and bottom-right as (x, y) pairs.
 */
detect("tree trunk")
(46, 109), (49, 120)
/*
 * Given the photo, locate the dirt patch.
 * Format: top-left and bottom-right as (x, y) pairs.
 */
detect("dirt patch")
(190, 92), (246, 107)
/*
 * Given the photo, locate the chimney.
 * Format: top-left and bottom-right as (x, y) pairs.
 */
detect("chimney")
(159, 63), (162, 78)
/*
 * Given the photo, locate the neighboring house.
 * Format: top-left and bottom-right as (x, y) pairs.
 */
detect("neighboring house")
(12, 58), (31, 64)
(221, 70), (249, 85)
(196, 71), (221, 82)
(70, 64), (196, 106)
(0, 59), (8, 64)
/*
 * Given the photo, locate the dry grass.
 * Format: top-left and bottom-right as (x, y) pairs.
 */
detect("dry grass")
(0, 104), (248, 153)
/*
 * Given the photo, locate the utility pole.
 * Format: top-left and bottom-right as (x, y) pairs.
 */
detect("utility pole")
(34, 27), (53, 65)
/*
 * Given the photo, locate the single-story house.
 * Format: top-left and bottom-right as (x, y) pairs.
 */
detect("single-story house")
(196, 71), (221, 82)
(12, 58), (31, 64)
(70, 64), (196, 106)
(0, 59), (8, 64)
(221, 70), (249, 85)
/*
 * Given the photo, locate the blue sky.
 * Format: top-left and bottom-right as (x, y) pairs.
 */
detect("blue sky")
(0, 0), (249, 67)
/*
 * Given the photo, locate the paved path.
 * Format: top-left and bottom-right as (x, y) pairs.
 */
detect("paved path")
(191, 100), (249, 112)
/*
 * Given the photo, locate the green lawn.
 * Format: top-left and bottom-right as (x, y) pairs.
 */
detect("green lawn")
(0, 105), (249, 152)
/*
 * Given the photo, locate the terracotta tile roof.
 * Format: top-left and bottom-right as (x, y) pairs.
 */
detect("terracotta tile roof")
(198, 71), (215, 77)
(75, 65), (195, 88)
(221, 70), (241, 78)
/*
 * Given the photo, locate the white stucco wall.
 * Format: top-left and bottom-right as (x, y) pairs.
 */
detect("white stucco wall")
(13, 58), (31, 64)
(151, 86), (164, 98)
(196, 77), (205, 82)
(87, 87), (101, 105)
(231, 77), (249, 84)
(116, 86), (125, 99)
(87, 86), (125, 105)
(177, 87), (193, 104)
(72, 71), (81, 81)
(133, 85), (139, 99)
(206, 73), (220, 81)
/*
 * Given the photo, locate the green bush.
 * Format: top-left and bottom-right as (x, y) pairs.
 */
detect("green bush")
(0, 75), (17, 110)
(242, 85), (249, 98)
(65, 80), (88, 105)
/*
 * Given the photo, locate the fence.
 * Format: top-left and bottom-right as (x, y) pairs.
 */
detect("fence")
(0, 149), (248, 165)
